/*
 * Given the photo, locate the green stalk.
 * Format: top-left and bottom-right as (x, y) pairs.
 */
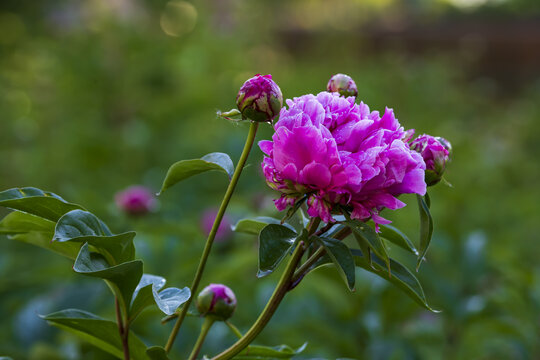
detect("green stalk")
(164, 122), (259, 353)
(188, 317), (215, 360)
(115, 298), (129, 360)
(292, 226), (352, 283)
(211, 242), (305, 360)
(211, 218), (320, 360)
(225, 321), (244, 339)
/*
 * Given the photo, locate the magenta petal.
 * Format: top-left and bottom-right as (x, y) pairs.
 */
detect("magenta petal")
(281, 163), (298, 182)
(300, 162), (332, 189)
(258, 140), (273, 155)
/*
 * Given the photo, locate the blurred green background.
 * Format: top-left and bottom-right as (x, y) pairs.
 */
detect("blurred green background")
(1, 0), (540, 359)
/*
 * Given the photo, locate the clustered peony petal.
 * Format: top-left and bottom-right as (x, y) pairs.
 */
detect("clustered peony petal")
(410, 134), (451, 186)
(259, 91), (427, 225)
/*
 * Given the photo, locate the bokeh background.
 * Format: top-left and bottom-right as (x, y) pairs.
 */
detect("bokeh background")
(1, 0), (540, 359)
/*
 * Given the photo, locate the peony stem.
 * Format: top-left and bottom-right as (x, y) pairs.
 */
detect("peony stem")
(292, 226), (352, 283)
(115, 298), (130, 360)
(211, 242), (305, 360)
(225, 321), (244, 339)
(164, 121), (259, 353)
(188, 317), (215, 360)
(211, 218), (320, 360)
(292, 246), (326, 282)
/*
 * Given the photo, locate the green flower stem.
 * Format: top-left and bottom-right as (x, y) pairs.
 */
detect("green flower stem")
(225, 321), (244, 339)
(292, 226), (352, 283)
(211, 218), (320, 360)
(164, 121), (259, 353)
(115, 298), (129, 360)
(188, 317), (215, 360)
(292, 246), (326, 281)
(211, 241), (305, 360)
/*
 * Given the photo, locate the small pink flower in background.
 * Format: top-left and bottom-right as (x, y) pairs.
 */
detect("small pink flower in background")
(410, 135), (451, 186)
(115, 185), (157, 216)
(196, 283), (237, 320)
(236, 74), (283, 122)
(200, 209), (232, 242)
(327, 73), (358, 98)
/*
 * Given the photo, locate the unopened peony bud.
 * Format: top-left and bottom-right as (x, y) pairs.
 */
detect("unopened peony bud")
(327, 73), (358, 98)
(435, 136), (452, 157)
(410, 135), (451, 186)
(236, 74), (283, 122)
(196, 284), (236, 320)
(115, 185), (157, 216)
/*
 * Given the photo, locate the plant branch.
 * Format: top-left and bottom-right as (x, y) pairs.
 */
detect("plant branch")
(188, 317), (215, 360)
(164, 121), (259, 353)
(211, 217), (320, 360)
(225, 321), (244, 339)
(211, 241), (306, 360)
(292, 226), (352, 283)
(115, 298), (130, 360)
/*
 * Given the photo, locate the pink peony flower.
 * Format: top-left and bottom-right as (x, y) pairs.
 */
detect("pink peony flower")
(410, 135), (451, 186)
(115, 185), (157, 216)
(259, 91), (426, 225)
(200, 209), (232, 242)
(236, 74), (283, 122)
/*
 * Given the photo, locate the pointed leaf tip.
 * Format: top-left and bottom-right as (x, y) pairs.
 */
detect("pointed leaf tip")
(159, 152), (235, 194)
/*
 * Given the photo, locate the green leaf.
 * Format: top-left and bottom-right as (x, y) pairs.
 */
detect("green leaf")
(54, 209), (135, 264)
(315, 236), (355, 291)
(232, 217), (295, 236)
(73, 243), (143, 312)
(379, 224), (418, 255)
(0, 211), (81, 259)
(258, 224), (297, 278)
(130, 276), (191, 323)
(236, 343), (307, 359)
(416, 194), (434, 271)
(130, 274), (166, 321)
(0, 210), (55, 234)
(345, 218), (390, 272)
(0, 187), (82, 222)
(351, 249), (438, 312)
(159, 152), (234, 194)
(42, 309), (148, 360)
(322, 224), (345, 238)
(146, 347), (170, 360)
(153, 287), (191, 316)
(129, 274), (190, 319)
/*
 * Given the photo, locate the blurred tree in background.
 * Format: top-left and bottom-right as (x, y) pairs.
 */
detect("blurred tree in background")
(1, 0), (540, 359)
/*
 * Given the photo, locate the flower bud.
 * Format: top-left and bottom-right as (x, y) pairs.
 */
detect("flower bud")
(196, 284), (236, 320)
(236, 74), (283, 122)
(115, 185), (157, 216)
(327, 73), (358, 98)
(410, 135), (451, 186)
(435, 136), (452, 157)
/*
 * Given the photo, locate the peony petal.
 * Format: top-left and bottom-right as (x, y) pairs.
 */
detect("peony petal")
(300, 162), (332, 189)
(258, 140), (273, 155)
